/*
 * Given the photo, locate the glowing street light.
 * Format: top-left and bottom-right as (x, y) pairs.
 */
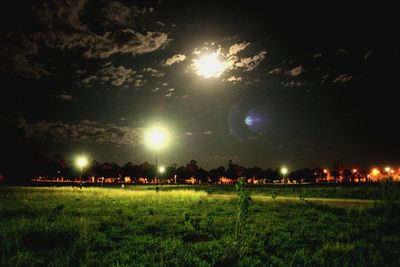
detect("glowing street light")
(281, 167), (288, 182)
(159, 166), (165, 174)
(144, 125), (170, 184)
(384, 166), (394, 178)
(144, 126), (170, 151)
(76, 156), (88, 187)
(159, 166), (165, 182)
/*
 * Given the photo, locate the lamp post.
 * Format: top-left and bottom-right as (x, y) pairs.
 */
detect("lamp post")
(280, 167), (288, 183)
(155, 153), (158, 184)
(144, 125), (169, 185)
(385, 167), (392, 179)
(159, 166), (165, 183)
(76, 156), (88, 189)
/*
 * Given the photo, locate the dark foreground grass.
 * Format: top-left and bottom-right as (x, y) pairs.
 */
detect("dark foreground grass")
(1, 186), (400, 266)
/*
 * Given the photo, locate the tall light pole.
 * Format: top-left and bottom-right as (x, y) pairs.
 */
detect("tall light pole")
(281, 167), (288, 183)
(76, 156), (88, 189)
(159, 166), (165, 183)
(144, 125), (170, 185)
(385, 166), (392, 179)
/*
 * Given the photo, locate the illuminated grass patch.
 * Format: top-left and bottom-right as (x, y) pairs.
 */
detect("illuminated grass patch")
(0, 186), (399, 266)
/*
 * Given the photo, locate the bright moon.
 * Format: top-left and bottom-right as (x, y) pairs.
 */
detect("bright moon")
(193, 53), (227, 78)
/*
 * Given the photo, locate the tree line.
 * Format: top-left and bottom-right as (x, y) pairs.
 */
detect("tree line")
(0, 154), (365, 184)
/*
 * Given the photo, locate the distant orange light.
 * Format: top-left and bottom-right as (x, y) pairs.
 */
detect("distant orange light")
(384, 167), (391, 173)
(323, 169), (328, 174)
(352, 168), (358, 173)
(371, 168), (380, 176)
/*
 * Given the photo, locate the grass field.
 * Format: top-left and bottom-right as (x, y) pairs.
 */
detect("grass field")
(1, 184), (400, 266)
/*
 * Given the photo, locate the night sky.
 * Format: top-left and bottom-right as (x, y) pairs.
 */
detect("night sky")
(1, 0), (399, 171)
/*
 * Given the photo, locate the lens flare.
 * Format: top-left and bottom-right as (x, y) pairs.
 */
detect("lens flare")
(244, 109), (265, 132)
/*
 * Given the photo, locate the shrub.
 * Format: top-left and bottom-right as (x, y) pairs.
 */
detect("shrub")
(235, 177), (251, 241)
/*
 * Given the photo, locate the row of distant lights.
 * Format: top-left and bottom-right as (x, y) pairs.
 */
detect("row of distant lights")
(285, 167), (398, 176)
(75, 158), (398, 177)
(75, 156), (166, 174)
(283, 166), (399, 176)
(370, 167), (397, 176)
(75, 162), (286, 176)
(321, 167), (398, 176)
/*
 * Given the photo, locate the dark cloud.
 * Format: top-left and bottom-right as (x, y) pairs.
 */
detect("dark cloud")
(281, 81), (304, 87)
(337, 49), (350, 54)
(142, 67), (165, 77)
(233, 51), (267, 71)
(205, 155), (240, 165)
(165, 54), (186, 66)
(33, 0), (88, 30)
(0, 0), (170, 78)
(83, 30), (170, 59)
(81, 63), (138, 87)
(225, 76), (242, 84)
(268, 68), (283, 75)
(18, 118), (141, 145)
(58, 94), (74, 101)
(287, 66), (304, 77)
(363, 51), (373, 60)
(333, 74), (352, 83)
(101, 1), (152, 27)
(0, 33), (50, 78)
(13, 54), (51, 79)
(228, 42), (250, 56)
(81, 75), (97, 85)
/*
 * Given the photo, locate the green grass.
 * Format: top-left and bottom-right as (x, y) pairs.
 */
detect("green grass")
(137, 183), (399, 200)
(1, 186), (400, 266)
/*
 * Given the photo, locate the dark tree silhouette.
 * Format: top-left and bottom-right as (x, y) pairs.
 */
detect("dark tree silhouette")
(290, 168), (314, 183)
(209, 166), (226, 183)
(226, 160), (246, 180)
(263, 168), (279, 183)
(330, 170), (341, 182)
(196, 167), (210, 183)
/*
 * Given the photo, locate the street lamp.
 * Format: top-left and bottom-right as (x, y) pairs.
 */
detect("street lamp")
(159, 166), (165, 183)
(76, 156), (88, 188)
(280, 167), (288, 182)
(144, 125), (170, 184)
(385, 166), (392, 179)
